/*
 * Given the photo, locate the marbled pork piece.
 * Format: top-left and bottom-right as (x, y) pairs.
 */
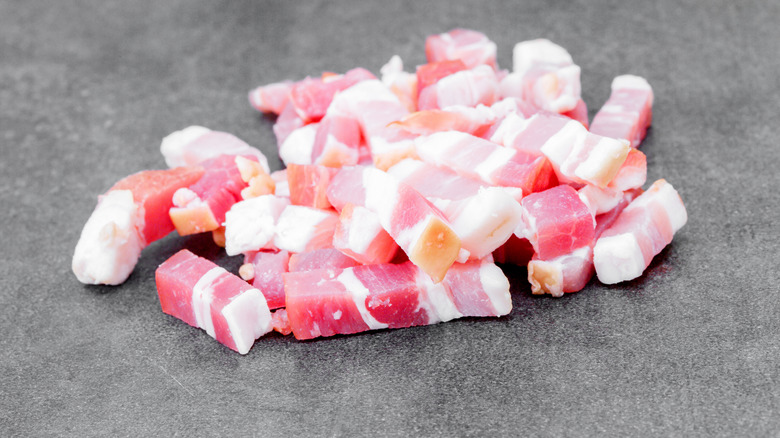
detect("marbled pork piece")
(169, 154), (255, 236)
(527, 188), (642, 297)
(248, 80), (293, 115)
(517, 184), (595, 261)
(160, 126), (269, 174)
(239, 250), (290, 310)
(286, 163), (340, 209)
(498, 39), (581, 114)
(417, 64), (498, 111)
(155, 249), (273, 354)
(310, 114), (362, 167)
(589, 75), (654, 148)
(326, 79), (417, 170)
(593, 179), (687, 284)
(72, 166), (204, 285)
(389, 105), (496, 137)
(414, 130), (558, 195)
(287, 248), (360, 273)
(425, 28), (498, 70)
(332, 203), (399, 265)
(379, 55), (418, 113)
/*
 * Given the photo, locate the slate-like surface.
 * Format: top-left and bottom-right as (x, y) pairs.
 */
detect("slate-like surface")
(2, 1), (779, 436)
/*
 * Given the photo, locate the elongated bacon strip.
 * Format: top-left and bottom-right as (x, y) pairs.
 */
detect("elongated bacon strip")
(155, 249), (272, 354)
(590, 75), (654, 148)
(284, 259), (510, 340)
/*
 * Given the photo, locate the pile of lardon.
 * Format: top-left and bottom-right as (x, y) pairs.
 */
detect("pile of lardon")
(72, 29), (687, 354)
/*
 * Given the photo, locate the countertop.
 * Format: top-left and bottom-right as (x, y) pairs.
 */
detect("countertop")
(2, 1), (779, 436)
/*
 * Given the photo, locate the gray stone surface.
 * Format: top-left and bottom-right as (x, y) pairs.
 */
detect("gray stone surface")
(2, 0), (779, 436)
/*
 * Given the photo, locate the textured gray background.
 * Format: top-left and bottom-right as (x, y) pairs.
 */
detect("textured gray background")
(2, 0), (779, 436)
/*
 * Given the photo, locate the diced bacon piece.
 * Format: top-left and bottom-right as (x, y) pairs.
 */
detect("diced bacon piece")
(284, 260), (510, 340)
(286, 164), (340, 209)
(273, 205), (339, 253)
(416, 60), (468, 99)
(333, 203), (398, 265)
(106, 166), (205, 243)
(492, 234), (535, 266)
(273, 101), (306, 147)
(561, 98), (589, 128)
(388, 159), (523, 260)
(160, 126), (269, 174)
(169, 155), (253, 236)
(425, 28), (498, 70)
(311, 114), (362, 167)
(528, 246), (594, 297)
(387, 158), (494, 202)
(590, 75), (654, 148)
(325, 165), (368, 212)
(504, 39), (581, 113)
(518, 185), (595, 261)
(380, 55), (418, 112)
(593, 179), (687, 284)
(578, 184), (625, 217)
(270, 169), (290, 198)
(540, 127), (630, 188)
(389, 105), (496, 137)
(489, 97), (540, 120)
(155, 249), (273, 354)
(527, 188), (642, 297)
(287, 248), (360, 273)
(278, 122), (318, 166)
(248, 80), (293, 115)
(288, 68), (375, 123)
(241, 250), (289, 310)
(417, 65), (498, 111)
(437, 187), (523, 260)
(327, 80), (417, 170)
(443, 259), (512, 317)
(414, 131), (557, 195)
(271, 309), (292, 335)
(223, 195), (290, 256)
(361, 167), (461, 282)
(608, 148), (647, 191)
(72, 166), (204, 285)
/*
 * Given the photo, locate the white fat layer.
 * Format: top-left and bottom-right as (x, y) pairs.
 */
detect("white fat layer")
(612, 75), (652, 91)
(337, 269), (388, 330)
(490, 111), (529, 146)
(473, 146), (516, 184)
(72, 190), (144, 285)
(345, 206), (384, 254)
(160, 125), (211, 168)
(221, 288), (272, 355)
(417, 272), (463, 323)
(273, 205), (333, 253)
(386, 158), (424, 181)
(192, 267), (226, 338)
(578, 185), (622, 217)
(574, 137), (629, 187)
(224, 195), (289, 256)
(279, 124), (317, 166)
(448, 188), (523, 260)
(435, 65), (496, 109)
(479, 262), (512, 316)
(625, 180), (688, 234)
(540, 120), (584, 167)
(513, 39), (573, 76)
(593, 233), (645, 284)
(362, 168), (400, 231)
(380, 55), (404, 85)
